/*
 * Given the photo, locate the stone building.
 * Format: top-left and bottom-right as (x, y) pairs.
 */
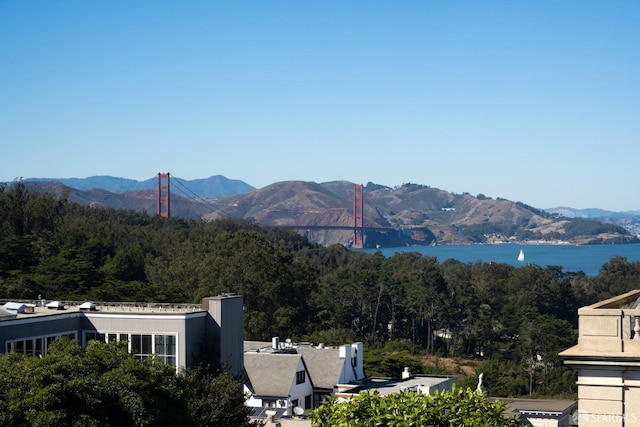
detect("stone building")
(560, 289), (640, 426)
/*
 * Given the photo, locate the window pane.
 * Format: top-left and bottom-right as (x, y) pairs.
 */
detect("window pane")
(153, 335), (176, 357)
(131, 335), (142, 353)
(155, 335), (165, 354)
(35, 338), (43, 357)
(166, 335), (176, 355)
(141, 335), (151, 354)
(132, 334), (152, 356)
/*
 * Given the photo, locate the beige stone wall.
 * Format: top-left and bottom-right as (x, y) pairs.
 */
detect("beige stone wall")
(560, 290), (640, 427)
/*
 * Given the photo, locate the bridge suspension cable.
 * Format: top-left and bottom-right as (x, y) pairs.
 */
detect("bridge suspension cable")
(170, 176), (221, 213)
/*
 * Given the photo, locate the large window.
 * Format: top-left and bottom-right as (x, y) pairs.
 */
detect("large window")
(85, 332), (106, 343)
(154, 334), (177, 365)
(131, 334), (153, 360)
(296, 370), (306, 384)
(6, 332), (77, 357)
(83, 331), (177, 366)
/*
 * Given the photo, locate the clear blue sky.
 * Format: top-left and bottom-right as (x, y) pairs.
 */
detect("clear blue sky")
(1, 1), (639, 211)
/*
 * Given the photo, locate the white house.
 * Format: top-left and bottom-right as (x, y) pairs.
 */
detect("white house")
(244, 339), (366, 415)
(244, 352), (313, 416)
(294, 342), (365, 405)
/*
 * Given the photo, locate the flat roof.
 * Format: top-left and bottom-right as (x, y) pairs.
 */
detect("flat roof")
(1, 300), (204, 320)
(496, 398), (575, 416)
(354, 375), (456, 396)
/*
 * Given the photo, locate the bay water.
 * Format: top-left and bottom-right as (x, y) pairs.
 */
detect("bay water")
(364, 243), (640, 277)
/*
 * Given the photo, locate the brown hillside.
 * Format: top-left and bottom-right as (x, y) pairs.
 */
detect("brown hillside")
(27, 180), (637, 248)
(202, 181), (636, 247)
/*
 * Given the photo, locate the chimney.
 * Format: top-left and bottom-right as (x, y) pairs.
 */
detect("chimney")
(339, 344), (351, 360)
(402, 367), (411, 379)
(201, 294), (244, 377)
(352, 342), (365, 380)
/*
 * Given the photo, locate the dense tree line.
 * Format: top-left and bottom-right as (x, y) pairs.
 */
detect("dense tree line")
(3, 182), (640, 398)
(0, 339), (251, 427)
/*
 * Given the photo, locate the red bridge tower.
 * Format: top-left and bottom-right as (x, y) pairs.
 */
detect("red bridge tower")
(353, 183), (364, 248)
(157, 172), (170, 218)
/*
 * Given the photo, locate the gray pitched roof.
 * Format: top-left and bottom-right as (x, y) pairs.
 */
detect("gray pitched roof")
(244, 352), (303, 398)
(244, 341), (353, 391)
(294, 346), (347, 390)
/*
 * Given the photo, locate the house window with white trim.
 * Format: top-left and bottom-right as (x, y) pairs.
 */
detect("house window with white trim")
(83, 331), (177, 366)
(131, 334), (153, 360)
(154, 334), (177, 366)
(6, 331), (77, 357)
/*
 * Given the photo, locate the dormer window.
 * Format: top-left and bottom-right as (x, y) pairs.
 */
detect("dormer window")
(296, 370), (306, 384)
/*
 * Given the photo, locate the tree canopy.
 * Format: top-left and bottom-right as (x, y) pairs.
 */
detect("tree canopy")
(311, 387), (524, 426)
(0, 339), (252, 427)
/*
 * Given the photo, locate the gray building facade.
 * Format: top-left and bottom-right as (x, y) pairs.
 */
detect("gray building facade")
(0, 294), (244, 376)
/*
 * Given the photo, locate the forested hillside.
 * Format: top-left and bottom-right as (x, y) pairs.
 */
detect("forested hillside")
(3, 181), (640, 398)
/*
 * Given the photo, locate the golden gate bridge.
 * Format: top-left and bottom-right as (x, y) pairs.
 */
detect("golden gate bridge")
(156, 173), (428, 249)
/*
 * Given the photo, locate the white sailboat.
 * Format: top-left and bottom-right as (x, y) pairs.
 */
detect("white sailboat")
(517, 249), (525, 262)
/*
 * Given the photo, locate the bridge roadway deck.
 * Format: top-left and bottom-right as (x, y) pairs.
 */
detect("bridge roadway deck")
(284, 225), (427, 231)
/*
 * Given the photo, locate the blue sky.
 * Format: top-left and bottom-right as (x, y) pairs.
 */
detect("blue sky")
(1, 1), (639, 211)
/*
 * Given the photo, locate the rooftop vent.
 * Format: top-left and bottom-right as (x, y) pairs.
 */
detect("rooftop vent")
(0, 308), (18, 321)
(79, 302), (97, 311)
(3, 302), (35, 314)
(46, 301), (65, 310)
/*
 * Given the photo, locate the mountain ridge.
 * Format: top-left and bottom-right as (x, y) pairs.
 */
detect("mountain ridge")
(546, 206), (640, 218)
(23, 175), (255, 197)
(12, 176), (639, 247)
